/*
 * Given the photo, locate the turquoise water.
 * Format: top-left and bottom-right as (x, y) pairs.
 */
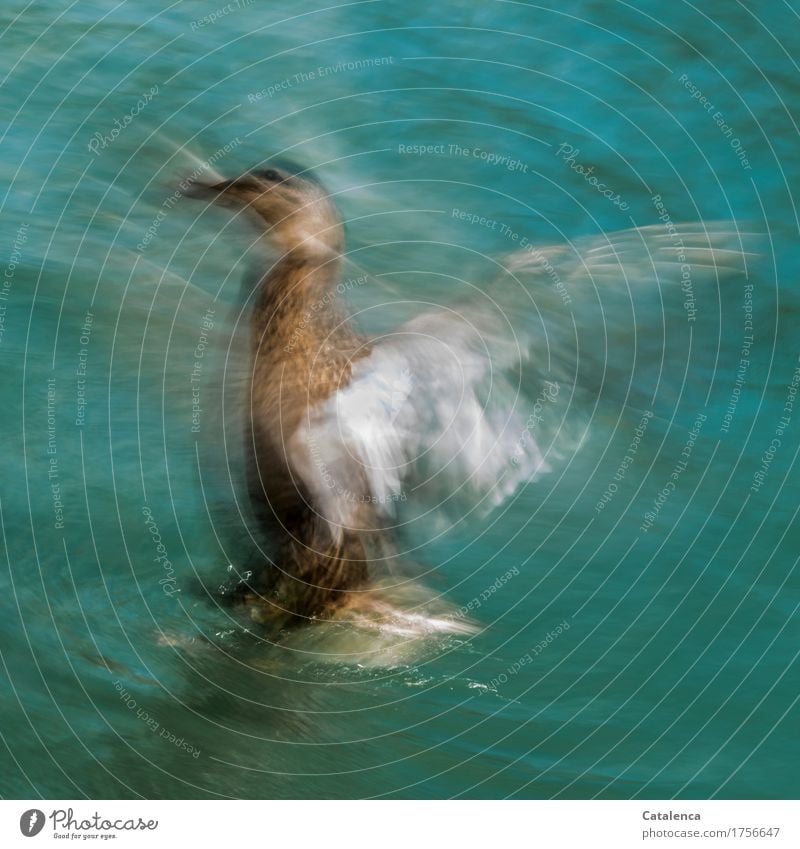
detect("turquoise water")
(2, 0), (799, 799)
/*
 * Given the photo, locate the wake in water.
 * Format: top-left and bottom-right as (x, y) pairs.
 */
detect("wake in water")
(174, 159), (760, 650)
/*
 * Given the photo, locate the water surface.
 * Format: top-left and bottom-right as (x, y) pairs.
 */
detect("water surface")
(1, 0), (799, 799)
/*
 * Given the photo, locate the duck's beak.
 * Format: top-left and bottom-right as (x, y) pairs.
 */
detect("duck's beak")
(180, 176), (237, 200)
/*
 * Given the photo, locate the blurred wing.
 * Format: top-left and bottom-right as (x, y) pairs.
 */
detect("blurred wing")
(502, 221), (758, 292)
(295, 305), (580, 529)
(292, 222), (760, 531)
(493, 221), (761, 409)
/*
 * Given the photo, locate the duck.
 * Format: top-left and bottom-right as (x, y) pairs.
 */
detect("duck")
(184, 163), (759, 631)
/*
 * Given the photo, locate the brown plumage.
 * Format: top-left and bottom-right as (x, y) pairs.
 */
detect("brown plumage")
(185, 165), (375, 627)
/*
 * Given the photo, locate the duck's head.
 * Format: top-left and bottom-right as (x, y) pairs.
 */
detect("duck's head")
(183, 164), (343, 259)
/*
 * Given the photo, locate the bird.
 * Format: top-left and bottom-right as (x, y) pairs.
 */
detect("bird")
(183, 163), (759, 632)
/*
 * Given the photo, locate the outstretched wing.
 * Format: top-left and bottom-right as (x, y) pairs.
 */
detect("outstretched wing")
(291, 222), (760, 534)
(494, 221), (761, 408)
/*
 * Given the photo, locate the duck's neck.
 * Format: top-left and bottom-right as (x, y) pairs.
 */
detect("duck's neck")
(252, 247), (343, 348)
